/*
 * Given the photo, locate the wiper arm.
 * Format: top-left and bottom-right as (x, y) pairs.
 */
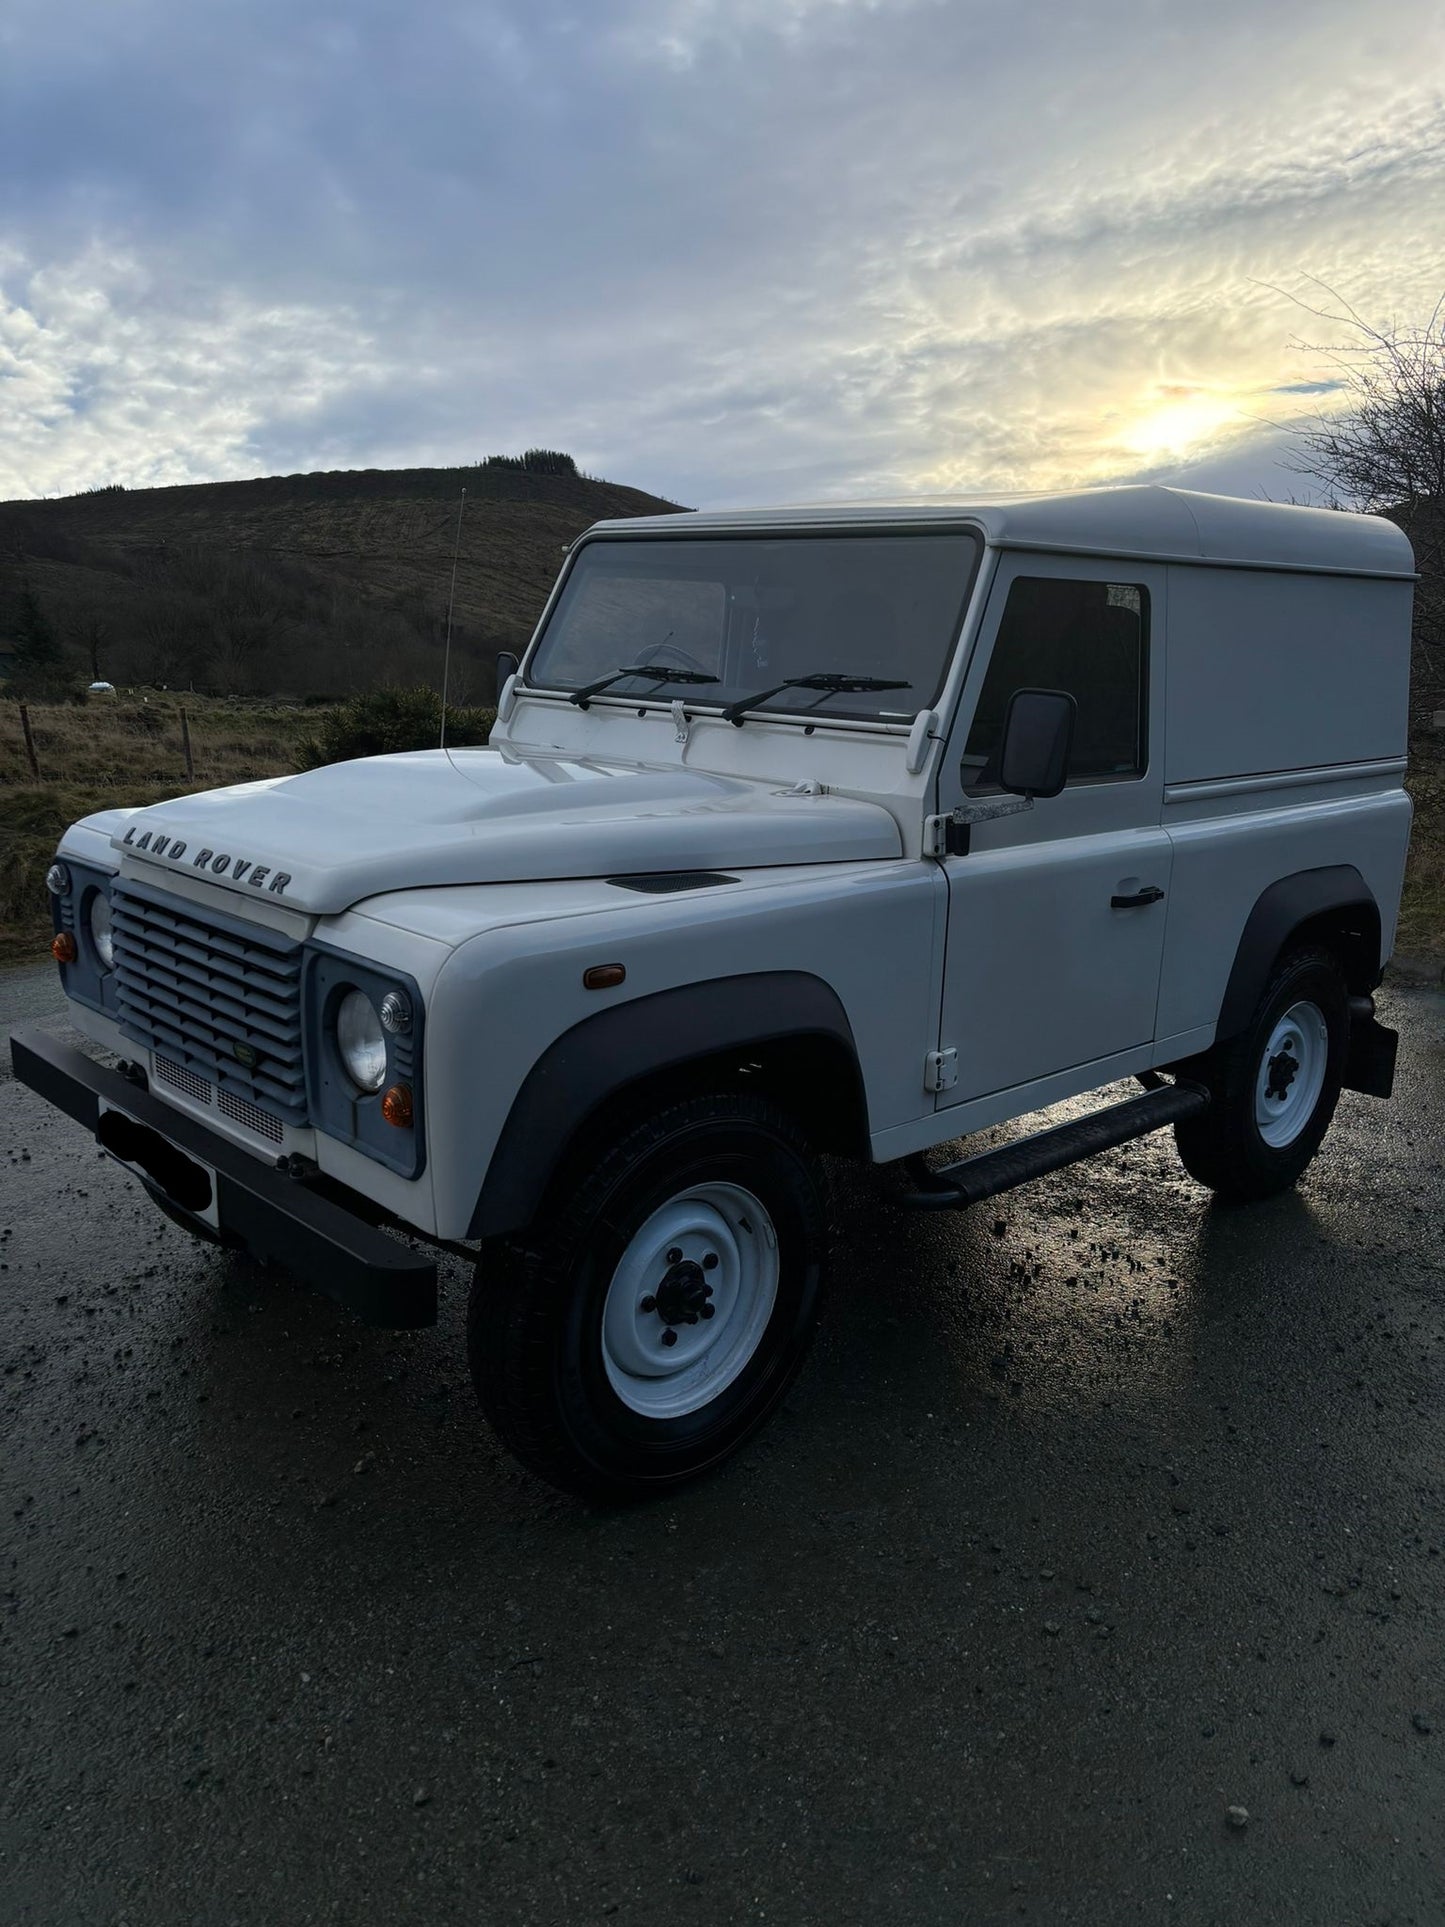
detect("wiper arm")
(720, 672), (911, 728)
(568, 665), (718, 710)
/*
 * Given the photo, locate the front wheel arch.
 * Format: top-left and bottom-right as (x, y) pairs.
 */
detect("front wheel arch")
(469, 971), (868, 1241)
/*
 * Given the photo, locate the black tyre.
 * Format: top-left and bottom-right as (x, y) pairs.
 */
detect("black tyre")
(1173, 945), (1350, 1201)
(468, 1092), (829, 1499)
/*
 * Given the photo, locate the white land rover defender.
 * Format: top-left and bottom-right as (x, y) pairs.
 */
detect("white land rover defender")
(14, 487), (1413, 1496)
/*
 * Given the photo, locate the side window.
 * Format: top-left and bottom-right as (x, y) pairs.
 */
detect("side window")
(963, 577), (1148, 789)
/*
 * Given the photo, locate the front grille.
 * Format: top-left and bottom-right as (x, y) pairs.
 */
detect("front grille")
(218, 1088), (285, 1144)
(112, 880), (306, 1126)
(154, 1049), (286, 1145)
(155, 1053), (214, 1106)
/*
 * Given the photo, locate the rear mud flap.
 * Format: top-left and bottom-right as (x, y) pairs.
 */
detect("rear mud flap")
(1344, 1014), (1397, 1099)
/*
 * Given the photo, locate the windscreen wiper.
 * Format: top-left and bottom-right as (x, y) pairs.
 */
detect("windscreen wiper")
(568, 666), (719, 710)
(720, 672), (910, 727)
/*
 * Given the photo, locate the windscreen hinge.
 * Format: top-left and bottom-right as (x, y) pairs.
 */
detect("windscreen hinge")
(924, 814), (967, 857)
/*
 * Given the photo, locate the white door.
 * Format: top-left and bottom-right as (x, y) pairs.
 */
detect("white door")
(936, 554), (1171, 1107)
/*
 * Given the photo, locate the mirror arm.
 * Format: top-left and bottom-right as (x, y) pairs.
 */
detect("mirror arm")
(925, 793), (1032, 858)
(951, 795), (1035, 827)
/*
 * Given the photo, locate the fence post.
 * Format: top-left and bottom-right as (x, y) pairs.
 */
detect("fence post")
(180, 707), (195, 780)
(19, 702), (40, 781)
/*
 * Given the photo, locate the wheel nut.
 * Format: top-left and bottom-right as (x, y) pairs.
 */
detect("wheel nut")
(700, 1304), (715, 1319)
(661, 1329), (678, 1348)
(639, 1295), (657, 1314)
(665, 1247), (683, 1265)
(702, 1252), (719, 1271)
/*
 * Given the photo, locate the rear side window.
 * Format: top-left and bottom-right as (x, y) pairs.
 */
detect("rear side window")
(963, 577), (1148, 789)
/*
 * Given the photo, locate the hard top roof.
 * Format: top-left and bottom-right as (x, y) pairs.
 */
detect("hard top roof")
(584, 485), (1415, 579)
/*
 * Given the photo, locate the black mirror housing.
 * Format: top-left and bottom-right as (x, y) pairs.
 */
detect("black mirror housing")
(998, 687), (1076, 799)
(495, 651), (520, 697)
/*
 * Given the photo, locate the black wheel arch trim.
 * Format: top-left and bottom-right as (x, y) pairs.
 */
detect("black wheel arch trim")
(1216, 864), (1382, 1044)
(1213, 864), (1394, 1098)
(469, 971), (867, 1240)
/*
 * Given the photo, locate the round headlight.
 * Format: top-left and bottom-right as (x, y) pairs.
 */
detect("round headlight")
(337, 989), (387, 1093)
(46, 861), (71, 897)
(89, 893), (115, 970)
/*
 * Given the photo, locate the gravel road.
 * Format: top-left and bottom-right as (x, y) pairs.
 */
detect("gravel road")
(3, 968), (1443, 1926)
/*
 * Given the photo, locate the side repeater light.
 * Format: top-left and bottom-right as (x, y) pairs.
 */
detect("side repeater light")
(583, 963), (626, 990)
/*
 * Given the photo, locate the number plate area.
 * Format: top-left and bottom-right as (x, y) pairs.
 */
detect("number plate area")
(96, 1098), (221, 1230)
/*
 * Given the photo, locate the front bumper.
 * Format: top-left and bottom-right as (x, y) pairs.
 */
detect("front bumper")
(10, 1025), (437, 1328)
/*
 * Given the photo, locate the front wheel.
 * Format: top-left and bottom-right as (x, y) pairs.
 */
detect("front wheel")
(468, 1093), (829, 1498)
(1173, 945), (1350, 1201)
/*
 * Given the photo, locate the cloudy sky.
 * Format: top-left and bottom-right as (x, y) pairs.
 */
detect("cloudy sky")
(2, 0), (1443, 507)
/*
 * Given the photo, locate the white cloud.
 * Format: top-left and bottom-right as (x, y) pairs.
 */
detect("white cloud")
(0, 251), (379, 497)
(1, 0), (1443, 505)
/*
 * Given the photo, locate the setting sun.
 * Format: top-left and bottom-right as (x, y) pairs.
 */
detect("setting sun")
(1124, 389), (1241, 459)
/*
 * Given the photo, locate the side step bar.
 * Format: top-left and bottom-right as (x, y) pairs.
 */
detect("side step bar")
(902, 1081), (1210, 1210)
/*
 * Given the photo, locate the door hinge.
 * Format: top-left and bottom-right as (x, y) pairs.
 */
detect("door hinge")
(924, 1048), (958, 1094)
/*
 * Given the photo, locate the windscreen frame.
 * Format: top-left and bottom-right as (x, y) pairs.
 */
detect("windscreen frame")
(521, 524), (985, 728)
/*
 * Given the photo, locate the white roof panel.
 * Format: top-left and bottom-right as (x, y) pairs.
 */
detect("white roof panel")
(584, 485), (1415, 579)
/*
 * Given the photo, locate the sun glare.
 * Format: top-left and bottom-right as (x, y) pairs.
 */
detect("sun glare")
(1124, 392), (1239, 459)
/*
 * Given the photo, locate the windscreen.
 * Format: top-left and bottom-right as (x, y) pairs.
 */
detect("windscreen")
(526, 531), (980, 723)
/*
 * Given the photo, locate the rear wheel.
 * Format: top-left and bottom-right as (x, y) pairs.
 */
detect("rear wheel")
(1173, 945), (1349, 1201)
(468, 1092), (829, 1498)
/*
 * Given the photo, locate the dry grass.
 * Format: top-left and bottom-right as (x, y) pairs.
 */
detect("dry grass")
(1, 694), (316, 964)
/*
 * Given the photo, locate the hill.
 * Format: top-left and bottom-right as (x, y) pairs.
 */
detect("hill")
(0, 457), (685, 702)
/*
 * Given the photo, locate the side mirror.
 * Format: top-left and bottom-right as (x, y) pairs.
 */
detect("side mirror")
(495, 651), (519, 698)
(998, 687), (1076, 799)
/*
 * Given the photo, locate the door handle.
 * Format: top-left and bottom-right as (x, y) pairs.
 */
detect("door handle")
(1111, 885), (1166, 909)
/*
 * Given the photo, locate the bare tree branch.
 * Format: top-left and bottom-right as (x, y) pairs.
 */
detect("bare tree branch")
(1271, 283), (1445, 711)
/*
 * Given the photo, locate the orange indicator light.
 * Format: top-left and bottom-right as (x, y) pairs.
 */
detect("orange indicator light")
(381, 1084), (414, 1129)
(51, 932), (77, 964)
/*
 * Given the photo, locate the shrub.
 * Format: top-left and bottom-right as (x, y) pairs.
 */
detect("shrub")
(298, 686), (494, 768)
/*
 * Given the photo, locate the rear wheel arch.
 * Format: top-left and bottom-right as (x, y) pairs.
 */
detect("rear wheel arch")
(469, 971), (868, 1241)
(1214, 865), (1382, 1045)
(1174, 941), (1352, 1201)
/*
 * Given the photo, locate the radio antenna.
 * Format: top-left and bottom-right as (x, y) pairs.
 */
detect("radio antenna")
(439, 486), (467, 750)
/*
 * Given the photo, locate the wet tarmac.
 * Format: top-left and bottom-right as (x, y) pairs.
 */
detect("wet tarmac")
(3, 969), (1444, 1925)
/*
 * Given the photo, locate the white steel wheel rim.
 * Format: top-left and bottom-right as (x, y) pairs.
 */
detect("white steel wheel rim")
(601, 1181), (780, 1420)
(1254, 1000), (1329, 1148)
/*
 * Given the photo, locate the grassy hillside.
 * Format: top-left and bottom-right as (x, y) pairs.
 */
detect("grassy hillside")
(0, 457), (683, 703)
(0, 462), (1439, 966)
